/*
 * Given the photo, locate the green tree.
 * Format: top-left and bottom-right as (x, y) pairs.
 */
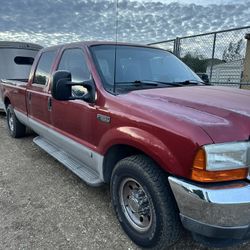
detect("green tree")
(222, 39), (243, 62)
(181, 53), (208, 72)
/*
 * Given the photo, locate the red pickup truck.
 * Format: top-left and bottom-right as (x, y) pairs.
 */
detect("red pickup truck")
(1, 41), (250, 249)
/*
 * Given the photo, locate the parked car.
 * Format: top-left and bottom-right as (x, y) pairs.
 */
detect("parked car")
(0, 41), (42, 112)
(196, 72), (210, 84)
(1, 41), (250, 249)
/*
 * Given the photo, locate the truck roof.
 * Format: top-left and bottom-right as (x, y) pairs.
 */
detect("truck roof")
(42, 41), (155, 52)
(0, 41), (43, 50)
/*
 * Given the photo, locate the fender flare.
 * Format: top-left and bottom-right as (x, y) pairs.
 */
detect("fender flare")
(99, 126), (181, 174)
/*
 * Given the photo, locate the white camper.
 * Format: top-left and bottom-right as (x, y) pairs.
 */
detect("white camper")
(0, 41), (42, 111)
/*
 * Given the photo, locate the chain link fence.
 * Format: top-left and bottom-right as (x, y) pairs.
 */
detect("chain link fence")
(149, 26), (250, 89)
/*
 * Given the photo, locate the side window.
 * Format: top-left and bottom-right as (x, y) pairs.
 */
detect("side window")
(58, 48), (91, 83)
(33, 51), (56, 85)
(14, 56), (34, 65)
(58, 48), (91, 97)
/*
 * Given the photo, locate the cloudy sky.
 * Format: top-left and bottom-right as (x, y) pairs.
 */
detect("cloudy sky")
(0, 0), (249, 47)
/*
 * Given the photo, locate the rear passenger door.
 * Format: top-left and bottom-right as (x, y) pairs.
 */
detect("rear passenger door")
(27, 50), (57, 126)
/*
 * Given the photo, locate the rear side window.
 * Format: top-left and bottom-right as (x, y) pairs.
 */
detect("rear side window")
(33, 51), (56, 85)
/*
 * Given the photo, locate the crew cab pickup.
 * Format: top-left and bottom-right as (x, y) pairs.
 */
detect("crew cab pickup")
(1, 42), (250, 249)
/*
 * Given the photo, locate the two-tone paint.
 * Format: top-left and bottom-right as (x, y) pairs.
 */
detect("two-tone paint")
(2, 41), (250, 245)
(1, 41), (250, 182)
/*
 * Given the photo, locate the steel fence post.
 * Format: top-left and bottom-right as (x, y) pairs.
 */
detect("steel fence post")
(209, 33), (217, 82)
(173, 38), (177, 56)
(173, 37), (180, 57)
(241, 33), (250, 89)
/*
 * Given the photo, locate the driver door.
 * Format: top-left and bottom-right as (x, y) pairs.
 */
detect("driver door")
(51, 47), (96, 149)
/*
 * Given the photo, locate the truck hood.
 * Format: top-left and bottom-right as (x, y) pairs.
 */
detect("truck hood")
(124, 86), (250, 143)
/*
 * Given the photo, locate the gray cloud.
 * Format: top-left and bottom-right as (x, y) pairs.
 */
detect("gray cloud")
(0, 0), (249, 46)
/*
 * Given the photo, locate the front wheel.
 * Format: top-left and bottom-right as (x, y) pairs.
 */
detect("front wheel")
(6, 104), (26, 138)
(110, 155), (181, 249)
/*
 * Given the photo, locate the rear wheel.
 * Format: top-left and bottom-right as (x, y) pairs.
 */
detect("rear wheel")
(111, 155), (181, 249)
(6, 104), (26, 138)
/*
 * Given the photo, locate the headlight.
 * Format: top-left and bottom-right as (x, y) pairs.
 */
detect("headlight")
(191, 141), (250, 182)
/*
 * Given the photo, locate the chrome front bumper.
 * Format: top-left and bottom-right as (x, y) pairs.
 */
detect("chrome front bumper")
(169, 176), (250, 240)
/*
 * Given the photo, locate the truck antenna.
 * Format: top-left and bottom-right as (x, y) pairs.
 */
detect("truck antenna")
(113, 0), (119, 94)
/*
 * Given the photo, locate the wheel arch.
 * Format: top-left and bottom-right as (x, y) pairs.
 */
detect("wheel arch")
(101, 127), (179, 183)
(103, 144), (143, 183)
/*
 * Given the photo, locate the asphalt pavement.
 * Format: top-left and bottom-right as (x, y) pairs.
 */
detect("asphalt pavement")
(0, 113), (249, 250)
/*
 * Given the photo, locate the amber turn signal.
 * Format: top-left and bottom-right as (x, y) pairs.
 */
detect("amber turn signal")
(191, 148), (248, 182)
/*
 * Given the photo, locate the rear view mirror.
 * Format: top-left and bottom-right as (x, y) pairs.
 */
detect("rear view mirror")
(52, 70), (72, 100)
(51, 70), (96, 103)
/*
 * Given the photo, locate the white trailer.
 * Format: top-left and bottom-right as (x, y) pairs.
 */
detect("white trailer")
(0, 41), (42, 111)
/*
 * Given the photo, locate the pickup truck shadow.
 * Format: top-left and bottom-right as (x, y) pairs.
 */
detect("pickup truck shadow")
(26, 127), (37, 137)
(0, 112), (35, 137)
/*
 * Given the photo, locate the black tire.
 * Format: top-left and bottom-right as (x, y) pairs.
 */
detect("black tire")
(111, 155), (181, 249)
(6, 104), (26, 138)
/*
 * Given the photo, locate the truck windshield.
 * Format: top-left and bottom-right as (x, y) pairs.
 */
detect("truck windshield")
(90, 45), (202, 94)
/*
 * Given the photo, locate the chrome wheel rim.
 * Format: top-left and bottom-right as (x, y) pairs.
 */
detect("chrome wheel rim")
(119, 177), (153, 232)
(8, 112), (14, 132)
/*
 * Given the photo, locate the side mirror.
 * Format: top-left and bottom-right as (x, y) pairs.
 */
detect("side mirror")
(52, 70), (72, 100)
(51, 70), (96, 103)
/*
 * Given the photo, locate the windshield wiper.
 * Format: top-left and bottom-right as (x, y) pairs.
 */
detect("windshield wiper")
(173, 80), (204, 86)
(116, 80), (158, 86)
(116, 80), (181, 86)
(115, 80), (205, 88)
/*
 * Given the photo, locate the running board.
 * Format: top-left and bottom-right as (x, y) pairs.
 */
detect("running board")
(33, 136), (103, 187)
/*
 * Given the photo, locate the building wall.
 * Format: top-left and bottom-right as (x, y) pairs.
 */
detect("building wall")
(206, 59), (244, 84)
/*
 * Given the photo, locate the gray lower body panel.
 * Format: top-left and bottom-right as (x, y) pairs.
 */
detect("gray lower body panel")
(34, 136), (103, 187)
(14, 109), (105, 187)
(0, 99), (5, 112)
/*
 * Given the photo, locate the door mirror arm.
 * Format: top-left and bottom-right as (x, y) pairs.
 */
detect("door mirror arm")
(65, 79), (96, 103)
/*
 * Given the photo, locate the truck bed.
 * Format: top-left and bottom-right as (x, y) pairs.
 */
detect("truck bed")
(0, 79), (28, 113)
(1, 78), (28, 86)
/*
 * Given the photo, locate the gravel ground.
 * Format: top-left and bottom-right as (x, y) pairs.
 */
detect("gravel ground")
(0, 113), (249, 250)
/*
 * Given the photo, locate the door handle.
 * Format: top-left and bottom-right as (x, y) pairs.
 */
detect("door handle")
(28, 92), (32, 104)
(48, 97), (52, 111)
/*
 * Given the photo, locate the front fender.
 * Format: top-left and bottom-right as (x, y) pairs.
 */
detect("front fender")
(98, 126), (182, 175)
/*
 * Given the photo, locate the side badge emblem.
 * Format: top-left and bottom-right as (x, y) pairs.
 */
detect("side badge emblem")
(97, 114), (111, 124)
